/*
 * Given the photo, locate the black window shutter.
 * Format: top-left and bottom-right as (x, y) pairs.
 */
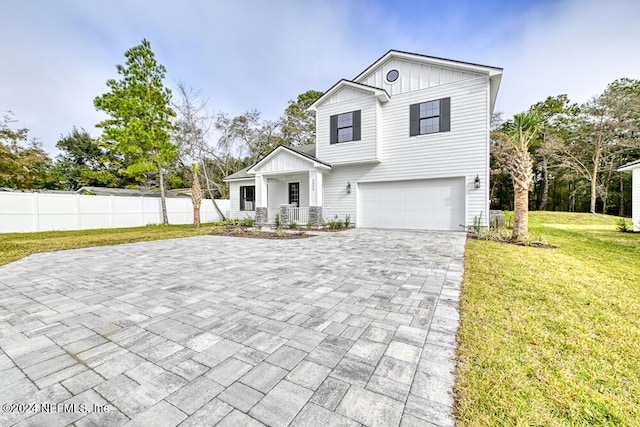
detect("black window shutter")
(330, 115), (338, 144)
(409, 103), (419, 136)
(239, 186), (245, 211)
(440, 97), (451, 132)
(352, 110), (361, 141)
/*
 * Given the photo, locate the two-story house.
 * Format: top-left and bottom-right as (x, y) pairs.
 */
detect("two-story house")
(224, 50), (502, 231)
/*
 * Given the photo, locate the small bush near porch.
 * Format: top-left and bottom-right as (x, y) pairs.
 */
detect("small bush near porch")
(456, 212), (640, 425)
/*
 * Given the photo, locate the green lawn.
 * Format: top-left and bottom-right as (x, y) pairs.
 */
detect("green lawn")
(0, 224), (219, 266)
(456, 212), (640, 425)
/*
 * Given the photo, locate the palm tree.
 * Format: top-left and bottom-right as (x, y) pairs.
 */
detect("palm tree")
(191, 164), (202, 228)
(503, 112), (542, 241)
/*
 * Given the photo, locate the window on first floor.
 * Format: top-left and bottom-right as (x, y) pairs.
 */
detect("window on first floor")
(240, 185), (255, 211)
(410, 97), (451, 136)
(330, 110), (361, 144)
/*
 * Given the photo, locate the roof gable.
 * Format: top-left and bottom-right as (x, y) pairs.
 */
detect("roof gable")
(247, 145), (330, 175)
(353, 50), (502, 82)
(347, 50), (502, 114)
(308, 80), (389, 111)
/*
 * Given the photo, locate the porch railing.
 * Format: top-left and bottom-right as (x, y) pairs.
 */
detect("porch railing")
(287, 207), (309, 224)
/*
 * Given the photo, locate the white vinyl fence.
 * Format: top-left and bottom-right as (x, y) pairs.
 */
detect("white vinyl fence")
(0, 192), (230, 233)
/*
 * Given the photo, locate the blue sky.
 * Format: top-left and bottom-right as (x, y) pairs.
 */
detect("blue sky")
(1, 0), (639, 155)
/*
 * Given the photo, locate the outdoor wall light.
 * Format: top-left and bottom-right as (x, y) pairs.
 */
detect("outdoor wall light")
(474, 175), (481, 189)
(346, 182), (352, 194)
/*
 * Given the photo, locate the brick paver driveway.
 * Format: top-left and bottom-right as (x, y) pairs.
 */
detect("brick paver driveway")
(0, 229), (465, 427)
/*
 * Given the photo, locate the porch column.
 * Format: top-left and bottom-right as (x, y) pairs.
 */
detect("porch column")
(255, 174), (268, 227)
(308, 169), (323, 228)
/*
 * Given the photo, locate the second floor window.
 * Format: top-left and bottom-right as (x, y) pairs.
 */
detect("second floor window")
(337, 112), (353, 142)
(410, 97), (451, 136)
(330, 110), (361, 144)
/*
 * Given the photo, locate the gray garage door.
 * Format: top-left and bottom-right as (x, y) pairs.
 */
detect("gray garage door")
(358, 178), (465, 230)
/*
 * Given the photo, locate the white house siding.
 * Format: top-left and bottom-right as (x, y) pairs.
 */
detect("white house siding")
(267, 178), (285, 218)
(321, 76), (490, 227)
(633, 168), (640, 231)
(327, 87), (372, 104)
(229, 179), (256, 220)
(316, 95), (379, 165)
(358, 57), (482, 96)
(266, 173), (310, 217)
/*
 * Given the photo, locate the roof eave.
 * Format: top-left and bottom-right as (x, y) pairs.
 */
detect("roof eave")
(222, 176), (254, 182)
(618, 163), (640, 172)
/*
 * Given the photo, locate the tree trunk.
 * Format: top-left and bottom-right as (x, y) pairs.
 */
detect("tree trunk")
(513, 188), (529, 240)
(511, 148), (532, 241)
(157, 161), (169, 225)
(191, 165), (202, 228)
(619, 173), (624, 217)
(201, 160), (226, 221)
(538, 155), (549, 211)
(590, 150), (601, 214)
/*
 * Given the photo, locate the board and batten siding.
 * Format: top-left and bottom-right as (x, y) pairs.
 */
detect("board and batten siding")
(321, 76), (490, 227)
(316, 95), (379, 165)
(359, 57), (482, 97)
(228, 179), (256, 220)
(252, 150), (315, 174)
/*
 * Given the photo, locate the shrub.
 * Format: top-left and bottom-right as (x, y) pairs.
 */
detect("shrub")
(274, 213), (281, 229)
(213, 218), (252, 227)
(617, 218), (632, 233)
(306, 220), (313, 229)
(470, 212), (484, 234)
(289, 222), (297, 229)
(345, 215), (351, 228)
(275, 229), (287, 237)
(325, 219), (344, 230)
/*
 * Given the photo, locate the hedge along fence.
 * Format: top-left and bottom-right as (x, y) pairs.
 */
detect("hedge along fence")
(0, 192), (230, 233)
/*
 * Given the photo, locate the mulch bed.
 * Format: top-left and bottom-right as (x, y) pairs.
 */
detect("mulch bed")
(467, 232), (557, 249)
(210, 227), (313, 239)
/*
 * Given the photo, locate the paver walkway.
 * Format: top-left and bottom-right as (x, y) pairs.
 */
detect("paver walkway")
(0, 229), (465, 426)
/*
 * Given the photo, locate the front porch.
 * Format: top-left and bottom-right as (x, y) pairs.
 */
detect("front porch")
(245, 145), (332, 228)
(254, 170), (327, 228)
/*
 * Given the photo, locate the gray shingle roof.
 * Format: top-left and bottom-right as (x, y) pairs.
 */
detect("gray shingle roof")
(224, 166), (253, 181)
(76, 187), (189, 198)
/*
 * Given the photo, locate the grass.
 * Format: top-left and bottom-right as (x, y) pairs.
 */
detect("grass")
(0, 223), (220, 266)
(456, 211), (640, 426)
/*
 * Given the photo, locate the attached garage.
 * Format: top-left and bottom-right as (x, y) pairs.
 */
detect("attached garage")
(357, 178), (465, 231)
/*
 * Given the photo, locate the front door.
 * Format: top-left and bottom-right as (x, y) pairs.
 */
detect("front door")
(288, 182), (300, 207)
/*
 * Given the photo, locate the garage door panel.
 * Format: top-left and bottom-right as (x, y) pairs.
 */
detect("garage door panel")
(358, 178), (465, 231)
